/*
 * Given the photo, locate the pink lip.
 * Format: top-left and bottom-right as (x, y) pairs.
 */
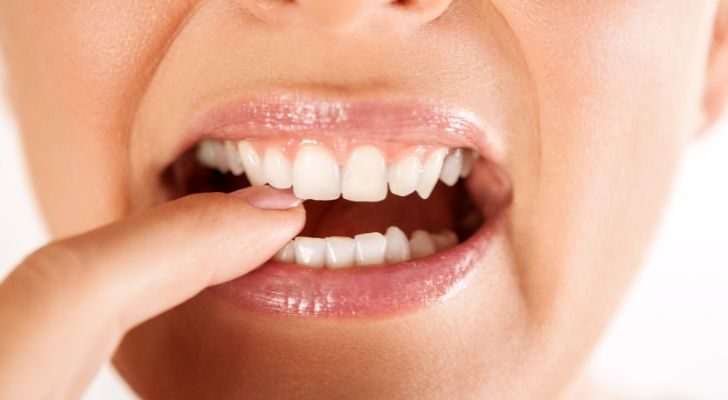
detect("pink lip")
(211, 218), (500, 318)
(189, 94), (510, 318)
(186, 94), (504, 163)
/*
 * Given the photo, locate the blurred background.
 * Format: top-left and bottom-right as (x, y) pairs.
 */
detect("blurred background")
(1, 88), (726, 399)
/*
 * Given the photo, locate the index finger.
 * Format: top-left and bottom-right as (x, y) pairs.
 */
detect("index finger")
(0, 186), (304, 399)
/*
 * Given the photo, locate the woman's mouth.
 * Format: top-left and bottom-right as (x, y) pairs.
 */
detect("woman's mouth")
(162, 96), (511, 317)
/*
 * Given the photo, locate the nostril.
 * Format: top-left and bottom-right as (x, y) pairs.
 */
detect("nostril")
(389, 0), (453, 18)
(390, 0), (420, 6)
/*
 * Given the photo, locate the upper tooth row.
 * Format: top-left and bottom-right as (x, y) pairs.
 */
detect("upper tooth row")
(273, 226), (459, 269)
(196, 140), (478, 201)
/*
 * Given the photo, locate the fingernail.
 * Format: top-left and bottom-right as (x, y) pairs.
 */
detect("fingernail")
(230, 186), (303, 210)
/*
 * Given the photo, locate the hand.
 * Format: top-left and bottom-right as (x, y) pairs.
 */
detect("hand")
(0, 187), (304, 400)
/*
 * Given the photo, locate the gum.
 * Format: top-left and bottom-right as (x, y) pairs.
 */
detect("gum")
(208, 137), (468, 165)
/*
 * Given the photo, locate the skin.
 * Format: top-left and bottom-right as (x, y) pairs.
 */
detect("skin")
(1, 1), (727, 399)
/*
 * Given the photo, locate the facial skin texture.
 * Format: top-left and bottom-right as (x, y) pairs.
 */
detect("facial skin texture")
(1, 1), (727, 399)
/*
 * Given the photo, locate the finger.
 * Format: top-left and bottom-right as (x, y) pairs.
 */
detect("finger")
(0, 186), (304, 399)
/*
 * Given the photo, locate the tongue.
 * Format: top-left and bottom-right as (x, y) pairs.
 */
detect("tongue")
(301, 184), (458, 238)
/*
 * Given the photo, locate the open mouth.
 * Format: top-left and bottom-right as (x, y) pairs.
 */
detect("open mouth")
(163, 97), (511, 317)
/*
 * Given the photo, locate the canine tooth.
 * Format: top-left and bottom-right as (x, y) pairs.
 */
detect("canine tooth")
(431, 230), (458, 251)
(238, 141), (267, 186)
(416, 148), (447, 199)
(354, 232), (387, 266)
(225, 141), (245, 176)
(294, 237), (326, 268)
(409, 230), (437, 259)
(196, 140), (219, 169)
(385, 226), (411, 263)
(388, 155), (421, 197)
(214, 141), (230, 173)
(342, 145), (388, 202)
(264, 148), (293, 189)
(199, 140), (229, 172)
(325, 237), (356, 269)
(293, 144), (341, 200)
(273, 241), (295, 263)
(460, 149), (477, 178)
(439, 149), (463, 186)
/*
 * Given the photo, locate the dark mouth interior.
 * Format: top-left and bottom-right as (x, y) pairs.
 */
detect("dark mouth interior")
(163, 147), (485, 242)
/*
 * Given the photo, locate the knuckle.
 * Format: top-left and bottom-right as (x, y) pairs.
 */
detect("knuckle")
(17, 242), (88, 292)
(4, 242), (127, 339)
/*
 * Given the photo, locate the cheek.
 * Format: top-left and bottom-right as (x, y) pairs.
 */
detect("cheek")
(501, 0), (711, 343)
(0, 1), (194, 237)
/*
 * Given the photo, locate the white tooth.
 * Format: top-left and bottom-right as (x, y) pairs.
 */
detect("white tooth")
(196, 140), (219, 169)
(213, 141), (230, 173)
(354, 232), (387, 266)
(385, 226), (411, 263)
(263, 148), (293, 189)
(388, 155), (421, 197)
(273, 241), (295, 263)
(416, 148), (447, 199)
(460, 149), (477, 178)
(237, 141), (267, 186)
(409, 230), (437, 259)
(325, 237), (356, 269)
(342, 145), (388, 202)
(430, 230), (459, 251)
(203, 140), (229, 173)
(439, 149), (463, 186)
(225, 141), (245, 176)
(292, 144), (341, 200)
(294, 237), (326, 268)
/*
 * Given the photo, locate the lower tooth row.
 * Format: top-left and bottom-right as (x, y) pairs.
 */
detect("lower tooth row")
(197, 140), (479, 201)
(272, 227), (459, 269)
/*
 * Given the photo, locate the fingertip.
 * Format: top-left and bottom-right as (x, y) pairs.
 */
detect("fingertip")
(229, 186), (302, 210)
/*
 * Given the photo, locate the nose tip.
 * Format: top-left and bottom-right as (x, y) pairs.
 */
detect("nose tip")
(258, 0), (453, 32)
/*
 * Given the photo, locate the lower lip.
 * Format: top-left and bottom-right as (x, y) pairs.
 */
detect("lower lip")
(209, 219), (498, 318)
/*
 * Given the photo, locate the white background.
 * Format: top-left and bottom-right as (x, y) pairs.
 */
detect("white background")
(1, 93), (726, 399)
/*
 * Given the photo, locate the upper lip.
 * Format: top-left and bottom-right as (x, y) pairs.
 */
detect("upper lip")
(180, 93), (505, 163)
